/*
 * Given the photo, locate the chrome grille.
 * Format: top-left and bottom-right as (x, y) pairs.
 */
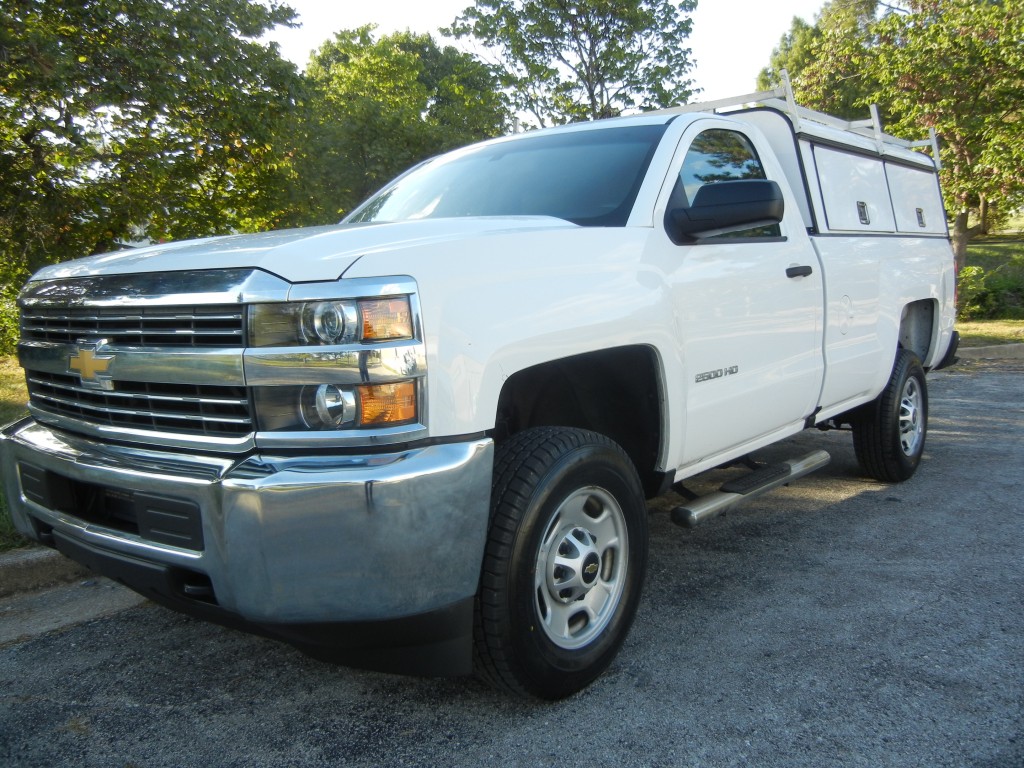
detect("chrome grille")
(27, 372), (252, 437)
(20, 305), (245, 347)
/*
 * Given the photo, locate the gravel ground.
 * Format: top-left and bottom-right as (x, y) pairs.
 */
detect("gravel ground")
(1, 360), (1021, 767)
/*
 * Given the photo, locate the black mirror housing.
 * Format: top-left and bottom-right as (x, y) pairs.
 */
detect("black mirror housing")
(667, 179), (785, 241)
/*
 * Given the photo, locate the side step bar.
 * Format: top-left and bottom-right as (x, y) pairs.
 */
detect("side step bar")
(670, 450), (831, 528)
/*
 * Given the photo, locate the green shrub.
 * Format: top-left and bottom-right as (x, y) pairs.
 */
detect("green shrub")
(1, 491), (29, 551)
(0, 292), (18, 356)
(985, 264), (1024, 319)
(958, 266), (992, 320)
(958, 264), (1024, 321)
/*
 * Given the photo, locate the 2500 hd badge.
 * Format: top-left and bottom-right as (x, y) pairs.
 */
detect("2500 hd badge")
(695, 365), (740, 383)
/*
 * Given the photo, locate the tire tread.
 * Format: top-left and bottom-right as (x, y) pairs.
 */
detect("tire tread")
(852, 349), (927, 482)
(473, 427), (642, 698)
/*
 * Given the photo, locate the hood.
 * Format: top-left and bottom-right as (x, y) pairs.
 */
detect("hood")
(32, 217), (577, 284)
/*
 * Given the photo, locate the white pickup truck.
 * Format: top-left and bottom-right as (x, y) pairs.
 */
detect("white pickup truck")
(1, 86), (958, 699)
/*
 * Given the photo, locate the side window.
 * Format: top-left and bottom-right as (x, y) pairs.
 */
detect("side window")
(675, 129), (781, 238)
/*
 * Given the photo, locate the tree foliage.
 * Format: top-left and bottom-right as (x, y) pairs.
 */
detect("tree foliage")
(0, 0), (304, 284)
(757, 0), (1024, 269)
(756, 16), (819, 92)
(871, 0), (1024, 265)
(448, 0), (697, 126)
(757, 0), (879, 119)
(294, 27), (509, 223)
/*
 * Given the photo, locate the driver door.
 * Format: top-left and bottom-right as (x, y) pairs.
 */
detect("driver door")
(653, 120), (825, 466)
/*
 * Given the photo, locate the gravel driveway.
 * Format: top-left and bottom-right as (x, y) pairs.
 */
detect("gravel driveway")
(1, 360), (1021, 767)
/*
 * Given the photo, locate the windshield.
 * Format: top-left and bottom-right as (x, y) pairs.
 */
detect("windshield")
(346, 123), (669, 227)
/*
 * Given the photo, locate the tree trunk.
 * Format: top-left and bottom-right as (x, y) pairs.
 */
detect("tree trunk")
(979, 197), (989, 235)
(951, 211), (971, 276)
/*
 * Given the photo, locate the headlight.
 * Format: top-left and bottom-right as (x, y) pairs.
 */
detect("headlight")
(303, 383), (356, 429)
(247, 287), (422, 438)
(250, 297), (413, 347)
(304, 302), (357, 345)
(254, 381), (418, 431)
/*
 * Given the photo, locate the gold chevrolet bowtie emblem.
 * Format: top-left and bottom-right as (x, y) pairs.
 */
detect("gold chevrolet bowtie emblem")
(69, 344), (115, 389)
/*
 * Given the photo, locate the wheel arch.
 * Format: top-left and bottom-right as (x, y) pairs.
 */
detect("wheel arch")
(492, 345), (668, 498)
(898, 298), (939, 367)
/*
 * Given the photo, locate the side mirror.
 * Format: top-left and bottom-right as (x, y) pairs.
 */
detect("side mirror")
(667, 179), (785, 240)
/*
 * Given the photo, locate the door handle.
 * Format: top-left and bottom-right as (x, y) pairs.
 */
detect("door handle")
(786, 265), (813, 278)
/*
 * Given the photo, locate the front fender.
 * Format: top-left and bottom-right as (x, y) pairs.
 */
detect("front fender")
(343, 226), (671, 438)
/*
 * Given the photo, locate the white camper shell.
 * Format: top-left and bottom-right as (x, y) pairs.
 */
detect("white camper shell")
(658, 75), (948, 238)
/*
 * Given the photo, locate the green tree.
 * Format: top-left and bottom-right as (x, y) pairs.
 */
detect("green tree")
(0, 0), (304, 288)
(756, 16), (820, 92)
(448, 0), (696, 126)
(871, 0), (1024, 269)
(758, 0), (1024, 270)
(296, 27), (509, 222)
(757, 0), (879, 119)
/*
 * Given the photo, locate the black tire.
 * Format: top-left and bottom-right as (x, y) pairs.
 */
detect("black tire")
(852, 348), (928, 482)
(474, 427), (648, 699)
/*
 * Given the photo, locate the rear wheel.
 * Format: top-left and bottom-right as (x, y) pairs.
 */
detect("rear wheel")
(852, 348), (928, 482)
(474, 427), (648, 699)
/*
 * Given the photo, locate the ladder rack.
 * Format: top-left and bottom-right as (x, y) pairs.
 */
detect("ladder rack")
(650, 70), (941, 169)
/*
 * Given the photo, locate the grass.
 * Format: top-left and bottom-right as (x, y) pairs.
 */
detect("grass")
(0, 356), (29, 550)
(0, 356), (28, 424)
(957, 320), (1024, 347)
(996, 213), (1024, 235)
(0, 492), (24, 551)
(964, 236), (1024, 269)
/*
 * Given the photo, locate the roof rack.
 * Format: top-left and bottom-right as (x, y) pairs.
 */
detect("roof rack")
(649, 70), (941, 169)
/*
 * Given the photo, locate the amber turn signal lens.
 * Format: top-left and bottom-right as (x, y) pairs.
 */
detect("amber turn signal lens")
(360, 298), (413, 341)
(357, 381), (417, 425)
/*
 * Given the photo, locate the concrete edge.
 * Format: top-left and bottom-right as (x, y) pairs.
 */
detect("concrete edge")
(0, 546), (92, 599)
(957, 342), (1024, 360)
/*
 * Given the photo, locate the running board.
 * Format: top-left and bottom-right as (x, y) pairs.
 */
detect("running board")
(670, 450), (831, 528)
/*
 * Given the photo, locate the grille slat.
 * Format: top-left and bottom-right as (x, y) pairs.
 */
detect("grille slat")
(27, 372), (253, 437)
(21, 304), (252, 439)
(29, 388), (252, 425)
(32, 392), (251, 427)
(21, 306), (245, 347)
(26, 376), (247, 409)
(21, 324), (241, 339)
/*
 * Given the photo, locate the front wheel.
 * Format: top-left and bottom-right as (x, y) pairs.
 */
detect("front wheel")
(852, 348), (928, 482)
(474, 427), (648, 699)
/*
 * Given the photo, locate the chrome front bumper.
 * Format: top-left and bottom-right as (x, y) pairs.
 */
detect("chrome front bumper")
(1, 418), (493, 628)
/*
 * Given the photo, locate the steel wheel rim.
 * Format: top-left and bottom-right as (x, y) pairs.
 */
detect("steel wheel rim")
(899, 376), (924, 456)
(534, 486), (628, 650)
